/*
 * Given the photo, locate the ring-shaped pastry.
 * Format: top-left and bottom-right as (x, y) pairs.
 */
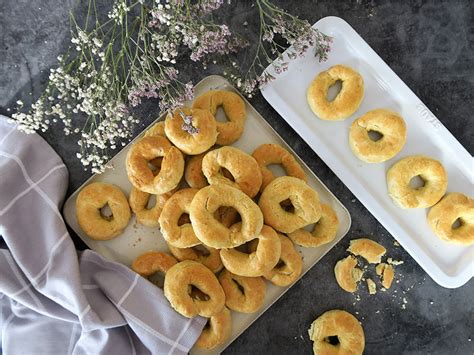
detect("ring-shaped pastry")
(252, 143), (307, 191)
(427, 193), (474, 245)
(195, 307), (232, 350)
(254, 234), (302, 287)
(126, 136), (184, 194)
(190, 184), (264, 249)
(288, 204), (339, 247)
(165, 108), (217, 155)
(218, 269), (266, 313)
(159, 188), (201, 248)
(163, 260), (225, 318)
(202, 146), (262, 198)
(76, 182), (131, 240)
(349, 109), (407, 163)
(308, 310), (365, 355)
(129, 187), (172, 227)
(192, 90), (246, 145)
(259, 176), (321, 233)
(168, 243), (223, 273)
(131, 251), (178, 277)
(220, 224), (281, 277)
(307, 64), (364, 121)
(387, 155), (448, 209)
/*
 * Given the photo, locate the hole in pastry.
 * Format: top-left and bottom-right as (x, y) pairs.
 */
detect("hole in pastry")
(235, 240), (255, 254)
(280, 199), (295, 213)
(267, 163), (287, 178)
(178, 213), (191, 226)
(214, 206), (241, 227)
(327, 80), (343, 102)
(100, 203), (113, 220)
(451, 218), (463, 230)
(214, 106), (229, 123)
(232, 278), (246, 295)
(148, 157), (163, 173)
(146, 194), (157, 209)
(203, 319), (212, 330)
(189, 285), (210, 301)
(367, 130), (383, 142)
(192, 244), (211, 257)
(324, 335), (340, 346)
(409, 175), (425, 189)
(302, 221), (317, 232)
(221, 167), (235, 182)
(148, 271), (165, 288)
(275, 259), (286, 269)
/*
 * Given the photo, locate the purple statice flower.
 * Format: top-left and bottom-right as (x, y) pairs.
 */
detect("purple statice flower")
(179, 110), (200, 135)
(196, 0), (225, 15)
(257, 72), (276, 88)
(186, 25), (232, 62)
(183, 82), (195, 101)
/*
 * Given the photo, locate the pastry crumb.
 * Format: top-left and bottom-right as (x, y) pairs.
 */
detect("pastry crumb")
(393, 241), (400, 247)
(367, 279), (376, 295)
(387, 257), (404, 265)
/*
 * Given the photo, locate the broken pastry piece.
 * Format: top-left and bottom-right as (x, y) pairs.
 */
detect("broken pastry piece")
(376, 263), (395, 289)
(347, 238), (386, 263)
(334, 255), (364, 293)
(366, 278), (376, 295)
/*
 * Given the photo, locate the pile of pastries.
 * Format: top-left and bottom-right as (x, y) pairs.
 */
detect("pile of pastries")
(307, 64), (473, 246)
(75, 89), (340, 350)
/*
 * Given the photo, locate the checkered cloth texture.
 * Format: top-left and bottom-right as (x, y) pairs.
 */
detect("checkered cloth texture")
(0, 116), (206, 354)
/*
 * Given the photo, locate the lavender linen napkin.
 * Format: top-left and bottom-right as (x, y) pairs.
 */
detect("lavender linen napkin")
(0, 116), (206, 354)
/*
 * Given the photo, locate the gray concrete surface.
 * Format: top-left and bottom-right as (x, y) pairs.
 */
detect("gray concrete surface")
(1, 1), (473, 354)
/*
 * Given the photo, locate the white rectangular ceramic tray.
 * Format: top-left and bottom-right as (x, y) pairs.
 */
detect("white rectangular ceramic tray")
(261, 16), (474, 288)
(63, 75), (351, 354)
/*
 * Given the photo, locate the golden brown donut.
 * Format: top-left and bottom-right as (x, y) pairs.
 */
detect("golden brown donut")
(307, 65), (364, 121)
(202, 146), (262, 198)
(195, 307), (232, 350)
(387, 155), (448, 209)
(259, 176), (321, 233)
(334, 255), (363, 293)
(255, 234), (303, 287)
(190, 184), (264, 249)
(308, 310), (365, 355)
(144, 121), (166, 137)
(126, 136), (184, 194)
(129, 187), (172, 227)
(218, 269), (266, 313)
(220, 224), (281, 277)
(76, 182), (131, 240)
(184, 152), (209, 189)
(164, 108), (217, 155)
(192, 90), (246, 145)
(349, 109), (407, 163)
(163, 260), (225, 318)
(168, 243), (223, 273)
(427, 193), (474, 245)
(347, 238), (386, 264)
(287, 204), (339, 248)
(252, 143), (307, 191)
(131, 251), (178, 277)
(159, 188), (201, 248)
